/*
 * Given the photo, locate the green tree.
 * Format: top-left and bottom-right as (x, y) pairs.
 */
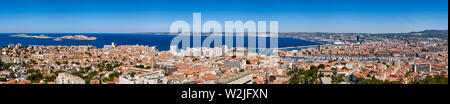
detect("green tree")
(102, 77), (112, 82)
(135, 65), (145, 69)
(357, 77), (402, 84)
(413, 75), (448, 84)
(318, 64), (326, 69)
(44, 75), (56, 82)
(99, 68), (104, 72)
(27, 71), (43, 83)
(0, 77), (7, 82)
(130, 72), (136, 78)
(106, 64), (114, 71)
(30, 59), (38, 64)
(71, 72), (83, 77)
(287, 66), (319, 84)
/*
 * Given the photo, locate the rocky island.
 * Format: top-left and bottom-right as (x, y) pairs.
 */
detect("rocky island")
(60, 35), (97, 40)
(10, 34), (97, 41)
(10, 34), (53, 39)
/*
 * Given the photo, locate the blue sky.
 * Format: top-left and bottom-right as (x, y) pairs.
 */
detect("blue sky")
(0, 0), (447, 33)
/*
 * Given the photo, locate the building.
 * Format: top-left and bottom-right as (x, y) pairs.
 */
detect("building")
(104, 42), (117, 48)
(137, 73), (167, 84)
(414, 64), (432, 73)
(55, 73), (85, 84)
(15, 43), (22, 49)
(216, 72), (252, 84)
(356, 35), (360, 42)
(224, 60), (246, 68)
(8, 44), (14, 48)
(320, 77), (332, 84)
(112, 42), (117, 47)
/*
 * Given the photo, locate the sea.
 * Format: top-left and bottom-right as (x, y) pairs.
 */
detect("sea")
(0, 33), (320, 51)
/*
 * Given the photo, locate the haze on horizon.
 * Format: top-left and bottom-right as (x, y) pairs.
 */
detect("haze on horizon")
(0, 0), (448, 33)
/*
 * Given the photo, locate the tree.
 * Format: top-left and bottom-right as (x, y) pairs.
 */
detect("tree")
(287, 66), (319, 84)
(145, 66), (151, 69)
(71, 72), (83, 77)
(357, 77), (402, 84)
(332, 74), (345, 84)
(102, 77), (112, 82)
(106, 64), (114, 71)
(239, 69), (245, 72)
(413, 75), (448, 84)
(319, 73), (324, 77)
(130, 72), (136, 78)
(328, 60), (337, 63)
(30, 59), (38, 64)
(27, 71), (43, 83)
(0, 77), (7, 82)
(109, 71), (122, 79)
(0, 58), (3, 69)
(99, 68), (104, 72)
(318, 64), (326, 69)
(88, 71), (98, 78)
(135, 65), (145, 69)
(252, 81), (257, 84)
(310, 65), (317, 70)
(44, 75), (56, 82)
(9, 72), (16, 78)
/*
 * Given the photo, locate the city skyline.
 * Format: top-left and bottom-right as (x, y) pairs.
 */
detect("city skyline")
(0, 1), (447, 103)
(0, 0), (448, 33)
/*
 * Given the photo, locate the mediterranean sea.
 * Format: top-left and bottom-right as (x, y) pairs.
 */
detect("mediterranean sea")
(0, 33), (320, 51)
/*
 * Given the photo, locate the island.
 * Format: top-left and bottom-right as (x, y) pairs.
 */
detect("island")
(60, 35), (97, 40)
(10, 34), (54, 39)
(10, 34), (97, 41)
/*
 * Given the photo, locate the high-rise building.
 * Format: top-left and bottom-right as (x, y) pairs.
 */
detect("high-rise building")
(15, 43), (22, 49)
(170, 45), (178, 55)
(111, 42), (117, 47)
(317, 45), (321, 51)
(356, 35), (360, 42)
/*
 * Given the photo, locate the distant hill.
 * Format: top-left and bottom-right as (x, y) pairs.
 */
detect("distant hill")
(412, 30), (448, 35)
(411, 30), (448, 35)
(409, 30), (448, 39)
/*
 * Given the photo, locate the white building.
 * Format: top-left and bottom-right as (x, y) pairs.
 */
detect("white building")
(55, 73), (85, 84)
